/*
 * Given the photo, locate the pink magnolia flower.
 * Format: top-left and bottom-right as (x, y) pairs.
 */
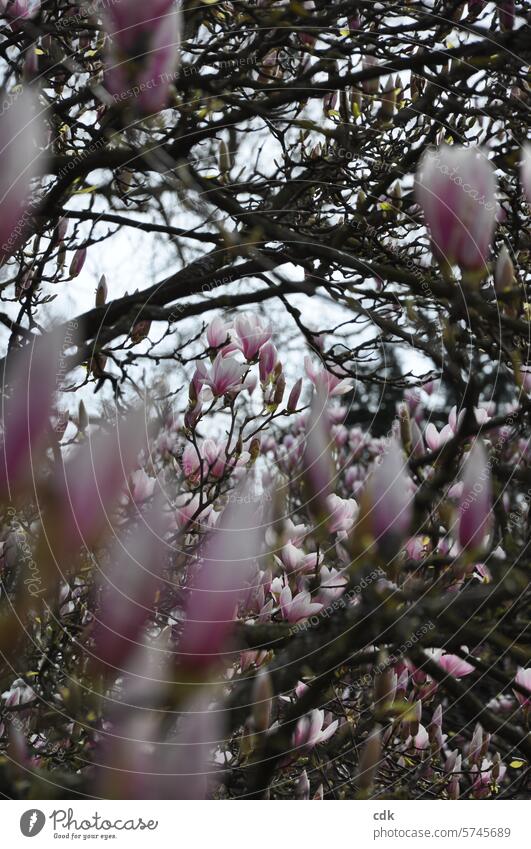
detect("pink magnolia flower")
(317, 566), (348, 605)
(0, 333), (66, 498)
(181, 443), (201, 480)
(279, 585), (323, 623)
(293, 709), (338, 753)
(127, 468), (156, 503)
(287, 377), (303, 411)
(406, 536), (426, 561)
(366, 439), (413, 556)
(178, 483), (263, 670)
(471, 758), (506, 798)
(413, 724), (430, 750)
(104, 0), (181, 114)
(200, 353), (246, 397)
(513, 667), (531, 710)
(458, 439), (492, 552)
(277, 542), (317, 575)
(52, 407), (150, 551)
(304, 356), (354, 397)
(92, 499), (166, 670)
(259, 341), (278, 383)
(494, 245), (515, 293)
(69, 246), (87, 278)
(416, 145), (497, 271)
(201, 438), (250, 479)
(302, 390), (335, 513)
(1, 678), (35, 708)
(201, 438), (226, 478)
(174, 493), (212, 531)
(428, 648), (475, 678)
(0, 88), (45, 265)
(206, 316), (230, 349)
(234, 314), (272, 360)
(5, 0), (40, 24)
(424, 421), (453, 451)
(326, 493), (358, 535)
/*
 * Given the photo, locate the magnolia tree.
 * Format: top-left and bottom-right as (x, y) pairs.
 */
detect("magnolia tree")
(0, 0), (530, 801)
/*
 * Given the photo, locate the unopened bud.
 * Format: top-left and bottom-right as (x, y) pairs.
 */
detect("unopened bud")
(252, 668), (274, 733)
(357, 725), (382, 793)
(131, 319), (151, 344)
(296, 769), (310, 800)
(273, 373), (286, 407)
(218, 139), (231, 177)
(491, 751), (501, 781)
(95, 274), (108, 307)
(249, 438), (261, 464)
(494, 246), (514, 293)
(78, 400), (88, 432)
(287, 377), (303, 412)
(69, 247), (87, 278)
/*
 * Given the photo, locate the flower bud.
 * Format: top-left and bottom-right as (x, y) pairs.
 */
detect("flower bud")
(357, 726), (382, 793)
(458, 439), (491, 552)
(69, 247), (87, 278)
(287, 378), (303, 412)
(296, 769), (310, 800)
(252, 668), (274, 733)
(95, 274), (108, 307)
(218, 139), (231, 178)
(78, 399), (88, 432)
(416, 146), (497, 273)
(494, 246), (514, 293)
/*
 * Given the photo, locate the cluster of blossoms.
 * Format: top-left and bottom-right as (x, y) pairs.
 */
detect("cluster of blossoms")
(2, 309), (529, 799)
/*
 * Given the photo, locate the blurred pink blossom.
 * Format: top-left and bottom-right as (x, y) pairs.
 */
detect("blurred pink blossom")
(416, 146), (497, 271)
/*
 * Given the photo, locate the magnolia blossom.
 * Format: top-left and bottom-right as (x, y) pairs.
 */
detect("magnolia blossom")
(276, 542), (317, 575)
(416, 145), (497, 271)
(458, 439), (492, 551)
(428, 649), (475, 678)
(287, 378), (303, 411)
(1, 678), (35, 708)
(302, 389), (335, 513)
(5, 0), (40, 23)
(513, 667), (531, 710)
(92, 499), (166, 670)
(198, 353), (246, 397)
(424, 421), (453, 451)
(471, 758), (506, 798)
(494, 245), (515, 293)
(279, 585), (322, 623)
(259, 341), (278, 383)
(178, 484), (262, 670)
(293, 709), (338, 753)
(127, 468), (156, 503)
(181, 443), (201, 480)
(69, 246), (87, 278)
(305, 356), (354, 397)
(54, 408), (148, 551)
(234, 314), (272, 360)
(317, 566), (348, 605)
(206, 316), (230, 350)
(366, 439), (413, 556)
(327, 493), (358, 535)
(174, 493), (211, 531)
(104, 0), (181, 114)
